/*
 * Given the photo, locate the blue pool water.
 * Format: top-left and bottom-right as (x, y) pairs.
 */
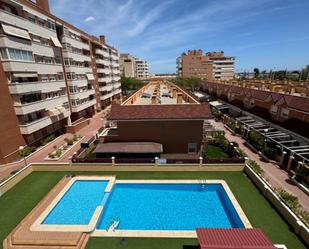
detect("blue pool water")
(43, 180), (108, 225)
(97, 183), (244, 230)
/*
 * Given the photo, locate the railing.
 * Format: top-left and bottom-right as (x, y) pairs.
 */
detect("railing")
(165, 159), (200, 164)
(203, 158), (245, 164)
(115, 158), (155, 164)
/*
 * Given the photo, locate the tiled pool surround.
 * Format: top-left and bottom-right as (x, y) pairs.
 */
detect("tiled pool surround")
(31, 177), (251, 238)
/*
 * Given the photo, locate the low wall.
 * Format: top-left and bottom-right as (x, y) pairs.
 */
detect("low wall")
(65, 118), (90, 134)
(244, 165), (309, 246)
(0, 164), (33, 196)
(0, 163), (244, 196)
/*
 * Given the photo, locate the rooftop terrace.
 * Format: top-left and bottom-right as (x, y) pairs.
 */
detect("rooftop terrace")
(122, 81), (199, 106)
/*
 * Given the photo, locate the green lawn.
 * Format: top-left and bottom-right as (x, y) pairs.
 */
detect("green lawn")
(0, 171), (307, 249)
(204, 145), (230, 159)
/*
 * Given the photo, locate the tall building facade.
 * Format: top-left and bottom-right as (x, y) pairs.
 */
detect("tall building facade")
(119, 53), (149, 79)
(119, 53), (135, 78)
(0, 0), (121, 163)
(176, 50), (235, 80)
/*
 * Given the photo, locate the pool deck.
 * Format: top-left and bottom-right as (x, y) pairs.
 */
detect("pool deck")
(3, 176), (89, 249)
(4, 176), (252, 249)
(31, 176), (116, 232)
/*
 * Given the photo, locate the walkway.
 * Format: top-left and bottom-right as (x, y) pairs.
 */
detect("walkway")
(213, 120), (309, 212)
(0, 110), (107, 182)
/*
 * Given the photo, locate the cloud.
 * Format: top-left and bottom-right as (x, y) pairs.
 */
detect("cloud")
(84, 16), (95, 22)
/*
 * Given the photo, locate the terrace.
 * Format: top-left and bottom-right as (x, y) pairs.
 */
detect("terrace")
(0, 169), (307, 249)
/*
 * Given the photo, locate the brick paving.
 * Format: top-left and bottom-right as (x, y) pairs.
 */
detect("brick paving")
(213, 120), (309, 212)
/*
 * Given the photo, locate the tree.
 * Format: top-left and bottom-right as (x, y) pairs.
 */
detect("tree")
(173, 77), (201, 91)
(120, 76), (144, 92)
(253, 68), (260, 79)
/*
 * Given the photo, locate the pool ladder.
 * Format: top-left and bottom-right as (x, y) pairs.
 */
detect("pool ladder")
(199, 178), (207, 191)
(107, 219), (120, 232)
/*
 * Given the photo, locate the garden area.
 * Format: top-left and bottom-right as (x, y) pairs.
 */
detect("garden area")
(0, 171), (307, 249)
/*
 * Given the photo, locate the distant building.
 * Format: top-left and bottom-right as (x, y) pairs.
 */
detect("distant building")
(177, 50), (235, 80)
(119, 53), (136, 78)
(119, 54), (149, 79)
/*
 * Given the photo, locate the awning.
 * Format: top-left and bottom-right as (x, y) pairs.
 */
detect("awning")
(12, 72), (37, 78)
(1, 23), (31, 40)
(48, 108), (60, 116)
(50, 36), (62, 48)
(86, 73), (95, 80)
(94, 142), (163, 154)
(56, 106), (66, 113)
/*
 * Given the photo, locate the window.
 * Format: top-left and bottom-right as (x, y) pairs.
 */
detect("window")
(37, 18), (45, 27)
(41, 74), (48, 81)
(47, 20), (56, 30)
(281, 108), (289, 119)
(49, 75), (56, 81)
(36, 55), (44, 63)
(271, 105), (278, 114)
(28, 14), (36, 23)
(57, 72), (64, 80)
(0, 48), (8, 60)
(55, 56), (61, 64)
(32, 35), (41, 43)
(45, 57), (52, 64)
(188, 143), (197, 153)
(41, 38), (49, 46)
(7, 48), (33, 61)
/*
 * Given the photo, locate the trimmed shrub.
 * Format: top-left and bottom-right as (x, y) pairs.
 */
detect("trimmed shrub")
(19, 146), (36, 157)
(247, 159), (264, 176)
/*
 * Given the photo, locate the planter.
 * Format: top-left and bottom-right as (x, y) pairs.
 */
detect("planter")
(45, 136), (83, 161)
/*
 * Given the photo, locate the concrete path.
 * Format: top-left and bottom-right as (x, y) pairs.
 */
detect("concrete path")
(213, 120), (309, 212)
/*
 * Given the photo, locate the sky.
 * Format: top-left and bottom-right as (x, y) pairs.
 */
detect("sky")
(49, 0), (309, 74)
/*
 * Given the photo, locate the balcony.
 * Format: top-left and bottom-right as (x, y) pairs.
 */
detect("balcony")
(0, 10), (56, 40)
(19, 109), (70, 135)
(99, 84), (113, 92)
(95, 48), (109, 57)
(97, 68), (110, 74)
(61, 35), (90, 50)
(62, 50), (91, 62)
(70, 89), (95, 99)
(14, 95), (68, 115)
(65, 66), (92, 75)
(71, 99), (96, 112)
(67, 78), (88, 87)
(9, 80), (66, 94)
(2, 60), (63, 75)
(101, 91), (114, 100)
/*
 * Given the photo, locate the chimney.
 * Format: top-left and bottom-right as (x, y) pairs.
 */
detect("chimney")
(36, 0), (50, 13)
(99, 35), (106, 44)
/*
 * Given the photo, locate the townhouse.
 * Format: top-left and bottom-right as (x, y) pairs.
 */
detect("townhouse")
(0, 0), (121, 163)
(201, 81), (309, 138)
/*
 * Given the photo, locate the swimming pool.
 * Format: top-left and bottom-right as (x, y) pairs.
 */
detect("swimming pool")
(33, 177), (250, 236)
(97, 183), (244, 231)
(43, 180), (108, 225)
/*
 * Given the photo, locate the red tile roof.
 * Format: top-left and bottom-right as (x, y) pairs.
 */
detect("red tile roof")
(196, 228), (277, 249)
(108, 103), (212, 120)
(249, 89), (271, 101)
(283, 95), (309, 113)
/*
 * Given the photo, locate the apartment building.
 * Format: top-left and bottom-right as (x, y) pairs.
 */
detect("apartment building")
(119, 53), (149, 79)
(176, 50), (235, 80)
(0, 0), (121, 163)
(119, 53), (135, 78)
(134, 57), (149, 79)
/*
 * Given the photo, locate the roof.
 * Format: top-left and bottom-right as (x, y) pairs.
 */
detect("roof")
(283, 95), (309, 113)
(196, 228), (276, 249)
(94, 142), (163, 154)
(249, 89), (271, 101)
(108, 103), (212, 121)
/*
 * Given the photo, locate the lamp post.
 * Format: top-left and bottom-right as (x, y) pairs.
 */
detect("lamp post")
(19, 146), (27, 167)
